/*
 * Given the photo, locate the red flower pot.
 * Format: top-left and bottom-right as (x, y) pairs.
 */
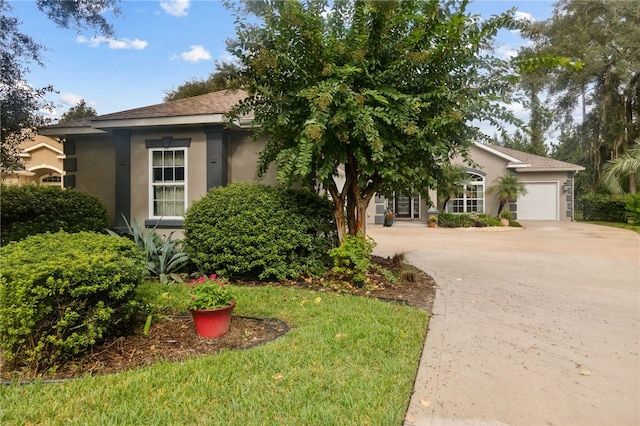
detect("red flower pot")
(190, 302), (235, 338)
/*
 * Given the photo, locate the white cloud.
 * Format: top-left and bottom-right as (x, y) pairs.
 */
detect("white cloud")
(160, 0), (190, 17)
(76, 36), (148, 50)
(173, 45), (212, 63)
(496, 44), (518, 60)
(60, 93), (84, 106)
(515, 11), (535, 22)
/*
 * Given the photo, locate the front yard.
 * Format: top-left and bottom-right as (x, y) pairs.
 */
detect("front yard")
(0, 285), (428, 425)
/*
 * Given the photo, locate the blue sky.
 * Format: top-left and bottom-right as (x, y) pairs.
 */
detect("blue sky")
(9, 0), (555, 121)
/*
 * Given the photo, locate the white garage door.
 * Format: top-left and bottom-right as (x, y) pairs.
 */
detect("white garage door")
(517, 183), (558, 220)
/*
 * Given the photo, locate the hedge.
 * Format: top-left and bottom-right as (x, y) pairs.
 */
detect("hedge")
(0, 232), (146, 370)
(184, 183), (338, 280)
(579, 193), (629, 222)
(0, 184), (110, 244)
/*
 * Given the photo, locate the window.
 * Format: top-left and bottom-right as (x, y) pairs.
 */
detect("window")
(41, 175), (62, 186)
(447, 172), (484, 214)
(149, 148), (186, 218)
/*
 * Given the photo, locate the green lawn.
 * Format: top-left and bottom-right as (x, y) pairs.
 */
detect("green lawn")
(583, 220), (640, 235)
(0, 285), (428, 425)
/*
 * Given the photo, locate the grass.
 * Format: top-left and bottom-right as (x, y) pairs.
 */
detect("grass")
(0, 284), (428, 425)
(582, 220), (640, 235)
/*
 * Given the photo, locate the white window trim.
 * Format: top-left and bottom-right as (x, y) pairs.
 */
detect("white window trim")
(447, 172), (485, 214)
(148, 147), (188, 220)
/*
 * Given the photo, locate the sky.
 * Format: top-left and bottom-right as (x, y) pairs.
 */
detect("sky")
(9, 0), (556, 122)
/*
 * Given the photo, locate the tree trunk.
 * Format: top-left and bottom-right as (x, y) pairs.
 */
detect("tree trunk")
(326, 181), (347, 245)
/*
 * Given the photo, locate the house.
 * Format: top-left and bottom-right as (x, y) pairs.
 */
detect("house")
(2, 135), (65, 186)
(41, 89), (584, 234)
(368, 143), (585, 224)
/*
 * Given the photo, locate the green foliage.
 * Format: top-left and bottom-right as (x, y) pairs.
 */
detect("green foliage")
(226, 0), (527, 237)
(184, 183), (338, 280)
(0, 231), (146, 370)
(329, 233), (376, 287)
(163, 61), (241, 101)
(500, 210), (514, 220)
(0, 184), (110, 244)
(579, 193), (629, 222)
(478, 216), (503, 227)
(438, 213), (476, 228)
(107, 216), (189, 284)
(59, 99), (97, 123)
(624, 194), (640, 223)
(486, 174), (528, 217)
(187, 275), (234, 310)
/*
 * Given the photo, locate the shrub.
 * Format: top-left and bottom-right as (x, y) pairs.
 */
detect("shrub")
(438, 213), (476, 228)
(107, 216), (189, 284)
(0, 184), (109, 244)
(625, 194), (640, 223)
(477, 216), (502, 227)
(0, 231), (146, 371)
(184, 183), (338, 280)
(329, 233), (376, 286)
(579, 193), (629, 222)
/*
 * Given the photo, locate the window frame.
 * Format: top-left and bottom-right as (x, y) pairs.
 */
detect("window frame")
(447, 171), (485, 214)
(148, 147), (188, 220)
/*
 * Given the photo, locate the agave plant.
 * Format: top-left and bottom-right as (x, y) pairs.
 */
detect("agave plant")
(107, 215), (190, 284)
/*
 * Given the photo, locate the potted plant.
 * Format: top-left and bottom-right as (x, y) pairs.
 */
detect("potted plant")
(383, 211), (395, 227)
(500, 210), (513, 227)
(188, 274), (235, 338)
(428, 215), (438, 228)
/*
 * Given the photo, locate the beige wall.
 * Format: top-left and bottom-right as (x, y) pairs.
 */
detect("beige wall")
(125, 128), (277, 236)
(73, 135), (117, 225)
(3, 136), (64, 186)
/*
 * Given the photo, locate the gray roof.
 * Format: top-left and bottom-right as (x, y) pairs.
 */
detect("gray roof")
(43, 89), (248, 132)
(485, 144), (584, 171)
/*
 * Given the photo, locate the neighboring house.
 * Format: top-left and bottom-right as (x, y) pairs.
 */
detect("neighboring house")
(2, 135), (65, 186)
(41, 90), (584, 235)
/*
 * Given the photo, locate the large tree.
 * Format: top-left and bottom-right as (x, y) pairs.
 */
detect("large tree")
(164, 61), (241, 102)
(523, 0), (640, 192)
(0, 0), (120, 173)
(59, 99), (97, 123)
(226, 0), (527, 242)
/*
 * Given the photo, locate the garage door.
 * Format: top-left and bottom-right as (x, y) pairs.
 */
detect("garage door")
(517, 183), (558, 220)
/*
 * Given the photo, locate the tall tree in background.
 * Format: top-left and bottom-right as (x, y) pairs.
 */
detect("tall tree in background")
(59, 99), (97, 123)
(523, 0), (639, 192)
(163, 61), (242, 102)
(0, 0), (120, 173)
(226, 0), (526, 242)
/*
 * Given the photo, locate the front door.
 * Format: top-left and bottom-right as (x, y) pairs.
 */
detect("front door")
(395, 195), (412, 218)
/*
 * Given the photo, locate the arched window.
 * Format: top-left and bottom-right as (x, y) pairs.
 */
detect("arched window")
(40, 174), (62, 186)
(447, 172), (485, 214)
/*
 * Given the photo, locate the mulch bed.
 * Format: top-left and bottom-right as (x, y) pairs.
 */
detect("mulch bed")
(1, 256), (436, 383)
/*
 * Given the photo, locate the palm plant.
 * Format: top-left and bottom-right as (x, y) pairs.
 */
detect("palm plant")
(486, 174), (527, 217)
(600, 140), (640, 194)
(437, 164), (467, 213)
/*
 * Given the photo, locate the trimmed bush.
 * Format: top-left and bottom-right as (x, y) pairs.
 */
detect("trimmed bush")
(579, 193), (629, 222)
(0, 232), (147, 370)
(184, 183), (338, 280)
(438, 213), (476, 228)
(0, 184), (110, 244)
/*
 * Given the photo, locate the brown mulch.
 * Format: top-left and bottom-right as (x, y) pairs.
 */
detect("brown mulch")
(0, 256), (436, 383)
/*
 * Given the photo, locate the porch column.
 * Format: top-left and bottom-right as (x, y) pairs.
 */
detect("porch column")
(204, 125), (228, 190)
(114, 130), (131, 230)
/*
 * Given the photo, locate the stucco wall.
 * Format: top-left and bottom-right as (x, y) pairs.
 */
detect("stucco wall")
(228, 132), (277, 185)
(72, 135), (117, 225)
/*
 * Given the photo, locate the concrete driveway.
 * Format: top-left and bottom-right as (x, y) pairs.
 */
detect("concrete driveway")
(368, 221), (639, 426)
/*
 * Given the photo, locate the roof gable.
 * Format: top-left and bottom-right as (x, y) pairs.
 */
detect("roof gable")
(473, 142), (584, 172)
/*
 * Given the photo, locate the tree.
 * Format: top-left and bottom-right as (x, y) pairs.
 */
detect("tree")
(164, 61), (241, 102)
(522, 0), (640, 191)
(59, 99), (97, 123)
(486, 174), (528, 217)
(0, 0), (120, 173)
(600, 140), (640, 194)
(436, 165), (467, 213)
(225, 0), (526, 242)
